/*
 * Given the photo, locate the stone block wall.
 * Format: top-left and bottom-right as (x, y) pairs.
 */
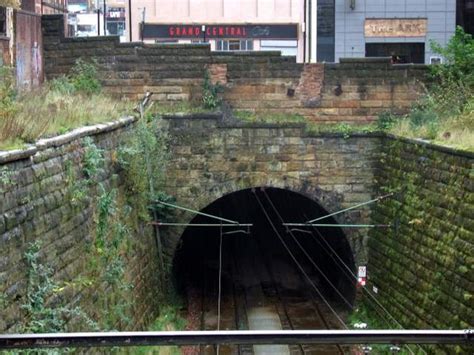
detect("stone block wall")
(0, 118), (161, 332)
(369, 137), (474, 330)
(160, 116), (382, 267)
(41, 15), (428, 125)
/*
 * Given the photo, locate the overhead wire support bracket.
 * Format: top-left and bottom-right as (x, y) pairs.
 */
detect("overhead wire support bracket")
(150, 222), (253, 228)
(305, 193), (394, 224)
(153, 200), (239, 224)
(283, 223), (391, 228)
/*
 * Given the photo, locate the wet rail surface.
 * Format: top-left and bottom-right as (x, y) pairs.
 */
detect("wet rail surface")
(183, 231), (349, 355)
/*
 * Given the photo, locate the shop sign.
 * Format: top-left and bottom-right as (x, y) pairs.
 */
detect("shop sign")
(365, 19), (427, 37)
(107, 7), (125, 20)
(143, 24), (298, 40)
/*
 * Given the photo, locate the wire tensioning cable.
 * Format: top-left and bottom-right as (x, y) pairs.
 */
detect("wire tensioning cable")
(305, 193), (394, 224)
(252, 190), (348, 330)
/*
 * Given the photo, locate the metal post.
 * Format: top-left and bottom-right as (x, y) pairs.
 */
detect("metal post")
(140, 7), (146, 41)
(128, 0), (132, 41)
(0, 330), (472, 349)
(103, 0), (107, 35)
(97, 9), (100, 36)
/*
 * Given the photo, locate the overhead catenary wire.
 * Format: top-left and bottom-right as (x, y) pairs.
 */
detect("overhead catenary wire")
(300, 212), (422, 355)
(252, 189), (348, 330)
(262, 188), (354, 310)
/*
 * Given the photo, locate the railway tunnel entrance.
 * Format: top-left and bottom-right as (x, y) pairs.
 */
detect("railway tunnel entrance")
(172, 187), (356, 354)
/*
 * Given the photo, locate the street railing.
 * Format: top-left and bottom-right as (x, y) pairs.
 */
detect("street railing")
(0, 330), (473, 350)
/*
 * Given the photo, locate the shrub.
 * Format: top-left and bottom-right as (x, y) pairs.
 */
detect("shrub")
(0, 66), (17, 121)
(408, 108), (439, 128)
(431, 26), (474, 88)
(69, 58), (102, 95)
(376, 111), (398, 131)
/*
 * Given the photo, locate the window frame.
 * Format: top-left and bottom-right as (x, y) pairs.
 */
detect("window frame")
(216, 39), (253, 51)
(0, 7), (7, 37)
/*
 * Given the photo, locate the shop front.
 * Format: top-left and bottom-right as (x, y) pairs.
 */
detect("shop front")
(142, 23), (298, 56)
(364, 19), (428, 64)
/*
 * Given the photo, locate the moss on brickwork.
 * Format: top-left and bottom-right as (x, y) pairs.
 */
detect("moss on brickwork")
(0, 120), (164, 333)
(367, 138), (473, 335)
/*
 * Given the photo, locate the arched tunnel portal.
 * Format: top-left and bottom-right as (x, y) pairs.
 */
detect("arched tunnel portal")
(172, 187), (357, 337)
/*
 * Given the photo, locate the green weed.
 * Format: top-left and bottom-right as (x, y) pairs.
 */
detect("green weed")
(202, 70), (222, 110)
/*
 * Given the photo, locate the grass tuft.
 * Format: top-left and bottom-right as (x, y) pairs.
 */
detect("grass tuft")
(0, 61), (132, 151)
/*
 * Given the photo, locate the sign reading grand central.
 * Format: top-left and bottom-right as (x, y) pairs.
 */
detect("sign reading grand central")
(364, 18), (427, 37)
(143, 24), (298, 40)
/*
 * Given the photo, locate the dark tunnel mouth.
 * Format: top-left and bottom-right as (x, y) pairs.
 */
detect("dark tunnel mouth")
(172, 187), (357, 325)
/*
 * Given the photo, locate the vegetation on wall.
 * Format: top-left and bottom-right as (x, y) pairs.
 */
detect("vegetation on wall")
(378, 27), (474, 151)
(0, 0), (20, 8)
(202, 70), (223, 110)
(8, 113), (173, 337)
(0, 60), (131, 150)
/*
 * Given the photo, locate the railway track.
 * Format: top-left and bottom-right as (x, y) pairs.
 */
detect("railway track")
(186, 230), (349, 355)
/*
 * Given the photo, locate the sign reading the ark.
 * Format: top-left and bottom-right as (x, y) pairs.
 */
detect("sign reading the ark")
(365, 18), (427, 37)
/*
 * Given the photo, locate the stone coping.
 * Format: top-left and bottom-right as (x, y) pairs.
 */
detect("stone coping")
(1, 114), (471, 165)
(0, 116), (136, 165)
(385, 134), (474, 159)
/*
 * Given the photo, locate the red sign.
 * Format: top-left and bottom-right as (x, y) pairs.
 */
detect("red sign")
(143, 24), (298, 39)
(168, 25), (248, 38)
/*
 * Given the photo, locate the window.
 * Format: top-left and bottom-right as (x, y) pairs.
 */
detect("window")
(107, 22), (125, 36)
(0, 7), (6, 36)
(260, 40), (297, 56)
(216, 39), (253, 51)
(366, 43), (425, 64)
(317, 0), (335, 62)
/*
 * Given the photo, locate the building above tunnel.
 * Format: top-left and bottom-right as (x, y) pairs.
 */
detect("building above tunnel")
(123, 0), (456, 64)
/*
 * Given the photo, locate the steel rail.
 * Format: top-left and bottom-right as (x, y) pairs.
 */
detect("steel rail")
(1, 330), (472, 349)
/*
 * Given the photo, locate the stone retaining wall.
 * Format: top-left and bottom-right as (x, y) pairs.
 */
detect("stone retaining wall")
(42, 15), (428, 125)
(0, 118), (161, 332)
(1, 112), (472, 334)
(369, 137), (474, 331)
